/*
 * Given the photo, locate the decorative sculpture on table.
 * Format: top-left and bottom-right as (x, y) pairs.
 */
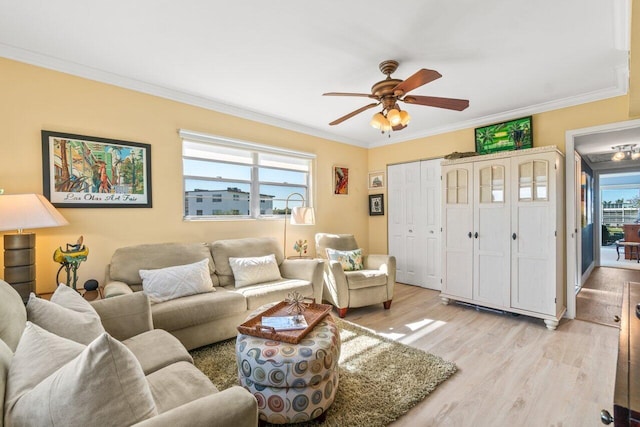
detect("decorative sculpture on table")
(292, 239), (308, 258)
(285, 291), (309, 315)
(53, 236), (89, 291)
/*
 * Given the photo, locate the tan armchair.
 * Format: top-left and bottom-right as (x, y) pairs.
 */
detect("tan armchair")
(315, 233), (396, 318)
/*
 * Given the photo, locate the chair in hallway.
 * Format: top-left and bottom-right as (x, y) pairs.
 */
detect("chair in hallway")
(315, 233), (396, 317)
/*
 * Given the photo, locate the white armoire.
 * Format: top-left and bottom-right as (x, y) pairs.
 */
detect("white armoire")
(440, 146), (565, 330)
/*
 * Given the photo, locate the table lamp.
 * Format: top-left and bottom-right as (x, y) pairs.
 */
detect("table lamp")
(0, 194), (69, 302)
(283, 192), (315, 258)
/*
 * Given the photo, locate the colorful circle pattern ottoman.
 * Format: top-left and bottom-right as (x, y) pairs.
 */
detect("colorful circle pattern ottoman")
(236, 313), (340, 424)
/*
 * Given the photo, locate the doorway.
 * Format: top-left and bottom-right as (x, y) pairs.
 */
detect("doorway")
(566, 118), (640, 319)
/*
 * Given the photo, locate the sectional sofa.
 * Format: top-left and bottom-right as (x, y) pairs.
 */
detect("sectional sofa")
(0, 279), (258, 427)
(102, 237), (324, 350)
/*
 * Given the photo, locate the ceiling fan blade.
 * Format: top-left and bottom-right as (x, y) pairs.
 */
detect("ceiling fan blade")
(329, 102), (379, 126)
(323, 92), (378, 99)
(392, 69), (442, 96)
(404, 95), (469, 111)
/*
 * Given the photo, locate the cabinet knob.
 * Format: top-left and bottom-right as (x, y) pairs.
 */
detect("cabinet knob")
(468, 232), (472, 238)
(474, 232), (478, 239)
(512, 233), (517, 240)
(600, 409), (614, 424)
(613, 315), (620, 323)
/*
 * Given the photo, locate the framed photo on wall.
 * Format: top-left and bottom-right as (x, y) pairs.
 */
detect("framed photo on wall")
(369, 194), (384, 216)
(42, 130), (152, 208)
(333, 165), (349, 195)
(368, 171), (385, 189)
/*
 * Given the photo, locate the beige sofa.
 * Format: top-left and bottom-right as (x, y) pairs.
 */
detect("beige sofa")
(0, 279), (258, 427)
(103, 237), (324, 350)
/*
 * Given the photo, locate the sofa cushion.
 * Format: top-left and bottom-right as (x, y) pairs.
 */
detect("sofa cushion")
(6, 332), (157, 426)
(344, 270), (388, 289)
(210, 237), (284, 287)
(229, 254), (282, 288)
(5, 322), (85, 406)
(140, 258), (215, 303)
(151, 288), (247, 331)
(123, 329), (193, 375)
(326, 248), (364, 271)
(27, 284), (105, 344)
(229, 279), (314, 310)
(0, 279), (27, 352)
(110, 242), (218, 286)
(146, 361), (218, 414)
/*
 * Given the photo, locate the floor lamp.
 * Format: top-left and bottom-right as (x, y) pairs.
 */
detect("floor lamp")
(283, 192), (315, 258)
(0, 194), (69, 302)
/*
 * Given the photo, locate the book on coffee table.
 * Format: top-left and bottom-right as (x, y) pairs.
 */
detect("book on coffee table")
(261, 314), (308, 331)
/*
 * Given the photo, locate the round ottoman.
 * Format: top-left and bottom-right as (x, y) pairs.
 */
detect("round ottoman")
(236, 309), (340, 424)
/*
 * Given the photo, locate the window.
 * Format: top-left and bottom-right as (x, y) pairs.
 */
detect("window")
(180, 130), (315, 220)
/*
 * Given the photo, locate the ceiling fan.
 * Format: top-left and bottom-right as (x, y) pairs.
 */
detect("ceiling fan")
(323, 60), (469, 132)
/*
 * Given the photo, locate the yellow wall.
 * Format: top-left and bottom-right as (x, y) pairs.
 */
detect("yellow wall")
(0, 58), (368, 293)
(2, 12), (639, 294)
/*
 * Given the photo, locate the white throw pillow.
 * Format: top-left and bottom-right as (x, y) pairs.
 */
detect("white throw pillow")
(5, 322), (85, 407)
(229, 254), (282, 288)
(27, 284), (105, 344)
(140, 258), (215, 304)
(5, 332), (157, 426)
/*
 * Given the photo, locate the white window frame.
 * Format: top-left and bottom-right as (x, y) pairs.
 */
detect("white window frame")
(179, 129), (315, 221)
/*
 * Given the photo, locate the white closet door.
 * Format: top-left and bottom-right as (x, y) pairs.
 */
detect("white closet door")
(421, 159), (442, 290)
(388, 162), (425, 286)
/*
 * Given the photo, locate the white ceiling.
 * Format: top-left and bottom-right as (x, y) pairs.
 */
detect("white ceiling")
(0, 0), (631, 148)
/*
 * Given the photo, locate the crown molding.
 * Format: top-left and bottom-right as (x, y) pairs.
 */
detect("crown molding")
(0, 43), (368, 148)
(1, 42), (628, 150)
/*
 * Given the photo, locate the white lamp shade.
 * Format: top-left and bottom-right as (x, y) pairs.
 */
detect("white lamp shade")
(0, 194), (69, 232)
(290, 206), (315, 225)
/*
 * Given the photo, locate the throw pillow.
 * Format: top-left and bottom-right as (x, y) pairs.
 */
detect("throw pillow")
(5, 322), (85, 406)
(326, 248), (364, 271)
(27, 284), (106, 345)
(140, 258), (215, 304)
(229, 254), (282, 288)
(5, 332), (158, 426)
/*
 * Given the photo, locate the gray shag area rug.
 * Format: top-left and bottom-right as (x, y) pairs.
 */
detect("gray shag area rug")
(191, 318), (456, 427)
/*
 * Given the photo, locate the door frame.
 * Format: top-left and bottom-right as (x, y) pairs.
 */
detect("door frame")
(565, 118), (640, 319)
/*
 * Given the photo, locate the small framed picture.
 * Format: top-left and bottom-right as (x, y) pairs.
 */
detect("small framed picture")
(333, 165), (349, 195)
(368, 171), (385, 189)
(369, 194), (384, 216)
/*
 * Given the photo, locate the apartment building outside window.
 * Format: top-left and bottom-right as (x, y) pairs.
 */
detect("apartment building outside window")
(180, 130), (315, 220)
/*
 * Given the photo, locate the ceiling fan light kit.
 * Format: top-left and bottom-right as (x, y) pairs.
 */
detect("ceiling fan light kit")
(324, 59), (469, 134)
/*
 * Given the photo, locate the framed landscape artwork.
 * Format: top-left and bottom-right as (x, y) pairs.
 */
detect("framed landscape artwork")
(333, 165), (349, 195)
(42, 130), (152, 208)
(475, 116), (532, 155)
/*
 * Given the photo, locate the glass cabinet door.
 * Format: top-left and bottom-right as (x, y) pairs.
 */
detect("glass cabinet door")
(446, 168), (468, 204)
(518, 160), (548, 201)
(479, 165), (505, 203)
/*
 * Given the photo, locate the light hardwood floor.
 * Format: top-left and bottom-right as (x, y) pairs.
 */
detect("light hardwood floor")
(339, 283), (618, 427)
